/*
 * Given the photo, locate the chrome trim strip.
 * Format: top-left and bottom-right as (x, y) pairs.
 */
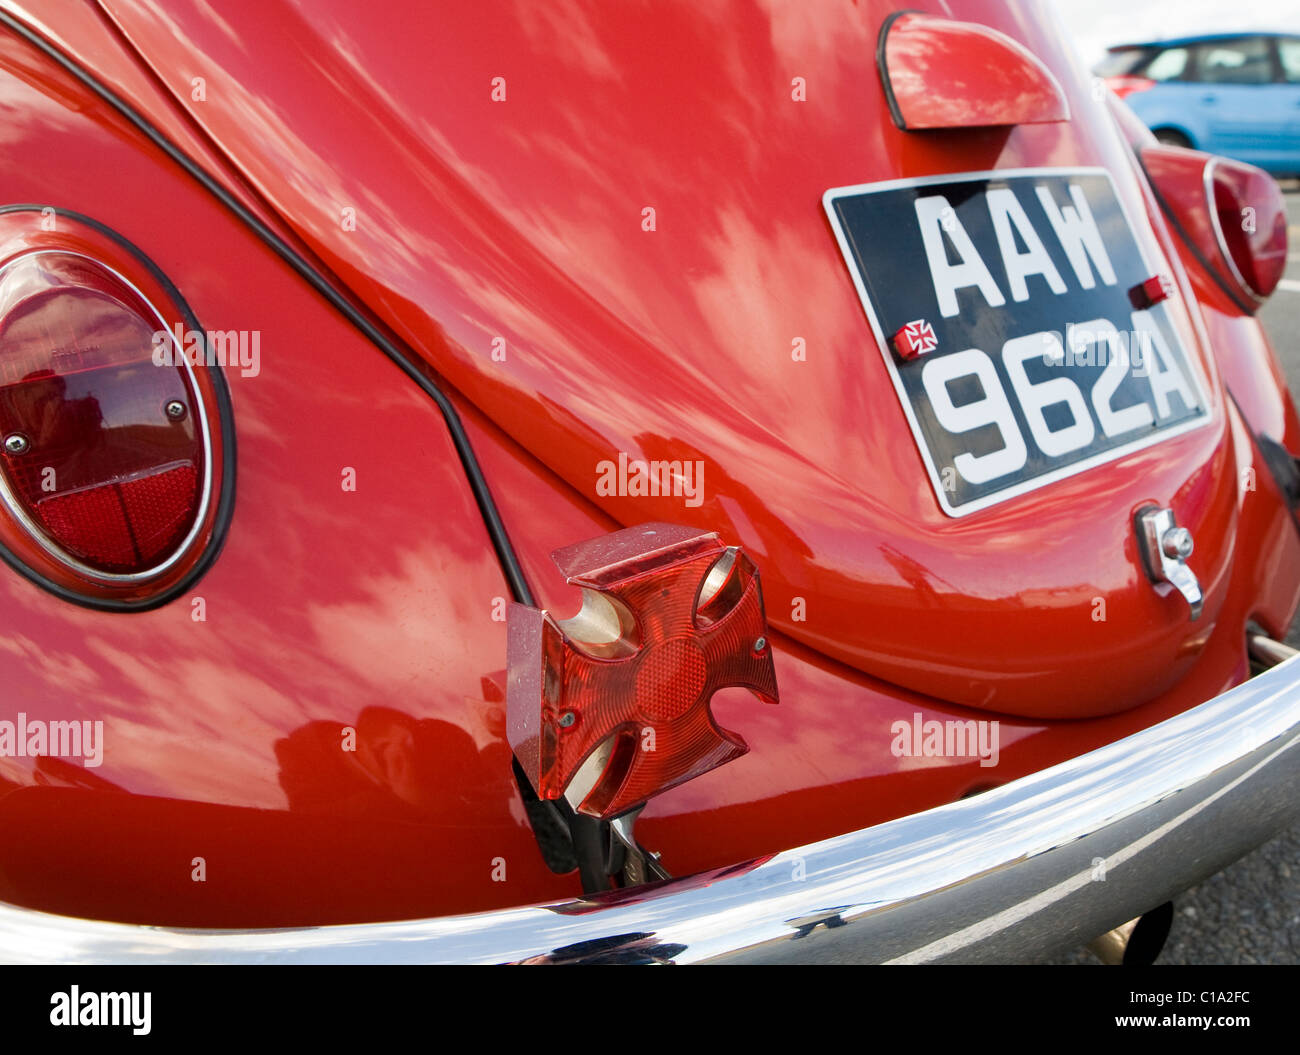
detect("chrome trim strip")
(1, 654), (1298, 964)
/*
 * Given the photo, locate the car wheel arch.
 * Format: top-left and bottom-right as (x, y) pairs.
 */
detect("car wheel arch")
(1152, 125), (1196, 149)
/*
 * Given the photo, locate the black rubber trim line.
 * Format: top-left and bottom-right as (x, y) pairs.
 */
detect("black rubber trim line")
(0, 8), (535, 607)
(1135, 150), (1259, 318)
(876, 9), (923, 132)
(0, 204), (236, 613)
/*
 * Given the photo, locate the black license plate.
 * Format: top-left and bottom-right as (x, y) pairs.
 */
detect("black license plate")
(824, 169), (1209, 516)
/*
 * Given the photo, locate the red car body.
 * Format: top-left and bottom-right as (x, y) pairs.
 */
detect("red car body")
(0, 0), (1295, 960)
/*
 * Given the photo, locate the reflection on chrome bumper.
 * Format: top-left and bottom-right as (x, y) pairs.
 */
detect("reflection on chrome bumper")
(2, 652), (1299, 964)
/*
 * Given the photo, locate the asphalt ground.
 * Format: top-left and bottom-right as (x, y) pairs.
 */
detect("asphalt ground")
(1048, 189), (1300, 965)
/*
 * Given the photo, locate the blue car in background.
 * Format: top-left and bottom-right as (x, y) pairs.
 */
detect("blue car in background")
(1098, 33), (1300, 176)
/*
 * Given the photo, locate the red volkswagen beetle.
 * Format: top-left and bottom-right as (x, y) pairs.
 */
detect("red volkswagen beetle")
(0, 0), (1295, 965)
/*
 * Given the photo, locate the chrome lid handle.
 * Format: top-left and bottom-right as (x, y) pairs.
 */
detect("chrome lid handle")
(1136, 506), (1203, 620)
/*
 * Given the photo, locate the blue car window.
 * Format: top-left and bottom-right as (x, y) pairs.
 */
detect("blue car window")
(1145, 47), (1189, 82)
(1096, 47), (1150, 78)
(1280, 38), (1300, 83)
(1192, 37), (1273, 85)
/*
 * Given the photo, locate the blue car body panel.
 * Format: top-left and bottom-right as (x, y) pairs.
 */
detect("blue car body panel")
(1105, 33), (1300, 176)
(1127, 83), (1300, 173)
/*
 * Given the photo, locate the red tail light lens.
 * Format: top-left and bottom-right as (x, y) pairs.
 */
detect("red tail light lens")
(1140, 145), (1288, 310)
(0, 210), (230, 607)
(0, 252), (205, 577)
(1208, 157), (1288, 300)
(507, 523), (779, 821)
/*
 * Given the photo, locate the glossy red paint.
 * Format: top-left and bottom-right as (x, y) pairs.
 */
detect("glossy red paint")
(0, 26), (576, 924)
(878, 12), (1071, 130)
(0, 0), (1294, 927)
(456, 389), (1300, 879)
(0, 52), (1083, 918)
(68, 0), (1271, 718)
(0, 0), (311, 252)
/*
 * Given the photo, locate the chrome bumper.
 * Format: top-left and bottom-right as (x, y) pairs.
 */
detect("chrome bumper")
(2, 651), (1298, 964)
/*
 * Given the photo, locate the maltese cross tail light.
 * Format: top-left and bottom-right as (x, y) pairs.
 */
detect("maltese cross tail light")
(507, 523), (779, 821)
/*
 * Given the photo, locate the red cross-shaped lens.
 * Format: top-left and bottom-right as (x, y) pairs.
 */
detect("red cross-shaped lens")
(507, 523), (778, 820)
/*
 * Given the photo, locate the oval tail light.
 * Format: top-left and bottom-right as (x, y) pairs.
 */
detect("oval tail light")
(1140, 144), (1288, 309)
(1206, 157), (1288, 302)
(0, 211), (231, 607)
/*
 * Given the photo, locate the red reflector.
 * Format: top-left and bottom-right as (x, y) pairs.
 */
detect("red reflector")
(37, 481), (136, 571)
(1129, 274), (1173, 309)
(0, 252), (206, 578)
(507, 523), (779, 820)
(117, 464), (200, 563)
(36, 464), (198, 572)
